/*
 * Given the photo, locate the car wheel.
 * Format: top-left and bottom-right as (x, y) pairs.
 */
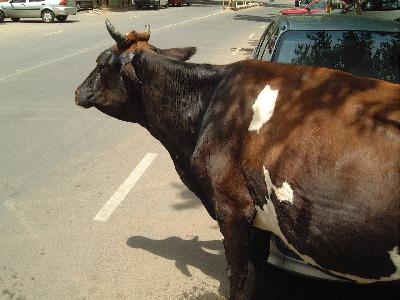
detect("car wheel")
(76, 2), (81, 11)
(11, 17), (20, 22)
(0, 11), (4, 23)
(56, 15), (68, 22)
(41, 10), (55, 23)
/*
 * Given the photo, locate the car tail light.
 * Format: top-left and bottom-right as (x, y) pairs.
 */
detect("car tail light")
(59, 0), (67, 5)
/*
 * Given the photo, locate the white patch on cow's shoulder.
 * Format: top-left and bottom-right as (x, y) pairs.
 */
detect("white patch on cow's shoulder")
(263, 167), (294, 204)
(248, 85), (279, 133)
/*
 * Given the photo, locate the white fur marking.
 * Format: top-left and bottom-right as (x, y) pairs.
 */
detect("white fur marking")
(263, 167), (294, 204)
(248, 85), (279, 133)
(387, 246), (400, 280)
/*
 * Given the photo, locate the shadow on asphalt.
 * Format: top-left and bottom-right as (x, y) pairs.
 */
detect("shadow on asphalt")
(127, 234), (400, 299)
(233, 14), (276, 23)
(261, 2), (293, 8)
(127, 235), (229, 297)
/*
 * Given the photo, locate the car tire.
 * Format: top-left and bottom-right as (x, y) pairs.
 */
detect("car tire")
(41, 10), (55, 23)
(76, 2), (81, 11)
(56, 15), (68, 22)
(11, 17), (20, 22)
(0, 11), (4, 23)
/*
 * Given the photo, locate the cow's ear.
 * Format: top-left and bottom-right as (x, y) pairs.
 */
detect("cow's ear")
(119, 52), (142, 84)
(159, 47), (196, 61)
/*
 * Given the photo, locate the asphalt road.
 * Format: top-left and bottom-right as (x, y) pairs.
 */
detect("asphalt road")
(0, 1), (399, 299)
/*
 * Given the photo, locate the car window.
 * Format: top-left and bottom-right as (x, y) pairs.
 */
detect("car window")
(259, 23), (280, 61)
(381, 0), (399, 10)
(273, 30), (400, 83)
(29, 0), (45, 2)
(12, 0), (27, 3)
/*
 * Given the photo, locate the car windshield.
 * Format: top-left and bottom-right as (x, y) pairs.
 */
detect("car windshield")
(273, 30), (400, 83)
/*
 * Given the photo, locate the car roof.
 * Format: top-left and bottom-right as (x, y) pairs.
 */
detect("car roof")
(275, 15), (400, 33)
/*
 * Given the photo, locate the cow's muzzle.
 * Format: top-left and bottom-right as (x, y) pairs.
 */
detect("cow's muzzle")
(75, 88), (94, 109)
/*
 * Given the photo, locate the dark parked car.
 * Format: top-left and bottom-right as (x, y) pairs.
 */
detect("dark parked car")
(76, 0), (93, 11)
(168, 0), (191, 6)
(134, 0), (168, 9)
(253, 14), (400, 279)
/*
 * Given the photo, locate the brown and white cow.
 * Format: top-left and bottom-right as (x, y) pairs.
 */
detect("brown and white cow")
(75, 21), (400, 299)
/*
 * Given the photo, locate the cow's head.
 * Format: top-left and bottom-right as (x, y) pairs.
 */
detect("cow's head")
(75, 20), (196, 122)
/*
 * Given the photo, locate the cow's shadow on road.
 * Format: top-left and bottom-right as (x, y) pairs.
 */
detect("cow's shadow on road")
(126, 235), (400, 300)
(126, 236), (229, 298)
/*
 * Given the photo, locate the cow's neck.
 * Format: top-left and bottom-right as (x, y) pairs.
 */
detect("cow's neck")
(138, 52), (225, 159)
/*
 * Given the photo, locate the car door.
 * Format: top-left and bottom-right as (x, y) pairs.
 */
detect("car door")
(25, 0), (45, 18)
(8, 0), (30, 18)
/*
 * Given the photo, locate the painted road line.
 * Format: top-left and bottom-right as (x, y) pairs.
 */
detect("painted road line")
(0, 46), (107, 82)
(154, 11), (225, 31)
(45, 30), (63, 36)
(93, 153), (158, 222)
(248, 33), (255, 39)
(4, 200), (38, 239)
(232, 48), (241, 56)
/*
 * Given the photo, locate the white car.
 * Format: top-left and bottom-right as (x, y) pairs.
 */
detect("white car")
(0, 0), (77, 23)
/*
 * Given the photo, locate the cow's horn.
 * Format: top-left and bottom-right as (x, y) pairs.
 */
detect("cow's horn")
(105, 19), (130, 48)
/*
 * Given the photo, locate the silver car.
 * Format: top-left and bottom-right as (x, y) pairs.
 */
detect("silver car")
(0, 0), (77, 23)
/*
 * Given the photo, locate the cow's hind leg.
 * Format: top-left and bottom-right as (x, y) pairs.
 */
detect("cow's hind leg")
(250, 228), (271, 300)
(217, 197), (256, 300)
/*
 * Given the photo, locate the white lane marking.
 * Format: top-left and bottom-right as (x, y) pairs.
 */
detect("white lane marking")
(0, 10), (225, 81)
(45, 30), (63, 36)
(0, 46), (106, 82)
(93, 153), (157, 222)
(260, 25), (266, 29)
(248, 84), (279, 133)
(4, 200), (38, 239)
(248, 33), (255, 39)
(153, 11), (225, 31)
(232, 48), (241, 56)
